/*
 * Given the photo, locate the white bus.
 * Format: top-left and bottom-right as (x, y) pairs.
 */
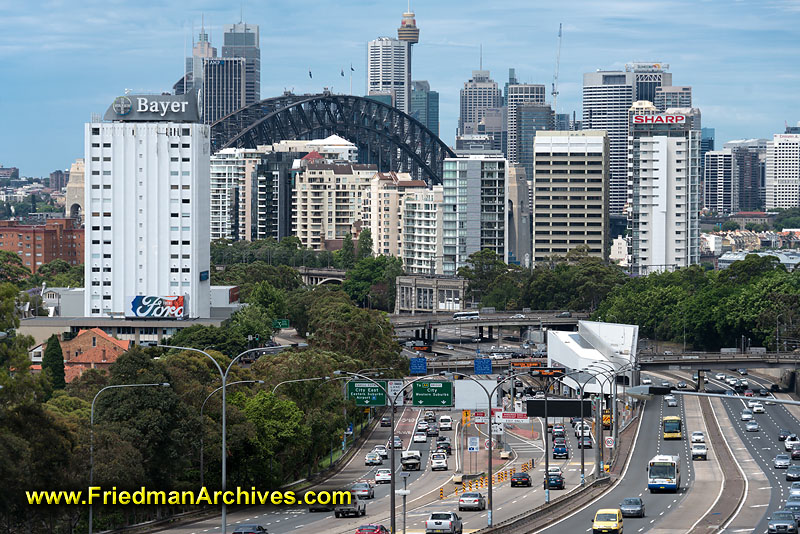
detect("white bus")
(647, 454), (681, 493)
(453, 311), (480, 321)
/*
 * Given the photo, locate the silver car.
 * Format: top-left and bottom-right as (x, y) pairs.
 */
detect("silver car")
(790, 482), (800, 500)
(768, 510), (797, 533)
(775, 454), (792, 469)
(745, 421), (760, 432)
(458, 492), (486, 511)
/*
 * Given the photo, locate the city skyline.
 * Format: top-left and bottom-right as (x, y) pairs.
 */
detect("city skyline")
(1, 0), (799, 176)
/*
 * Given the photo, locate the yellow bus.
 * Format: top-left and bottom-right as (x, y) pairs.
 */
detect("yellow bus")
(662, 416), (682, 439)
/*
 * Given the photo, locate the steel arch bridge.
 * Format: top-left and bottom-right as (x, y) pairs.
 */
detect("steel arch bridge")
(210, 92), (456, 184)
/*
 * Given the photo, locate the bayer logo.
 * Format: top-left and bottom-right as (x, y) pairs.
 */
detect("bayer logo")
(112, 96), (132, 116)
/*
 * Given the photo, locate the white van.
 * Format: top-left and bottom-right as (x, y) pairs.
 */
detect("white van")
(430, 452), (448, 471)
(439, 415), (453, 431)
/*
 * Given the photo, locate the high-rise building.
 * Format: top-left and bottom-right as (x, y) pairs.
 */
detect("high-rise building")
(367, 171), (426, 258)
(85, 92), (210, 318)
(367, 37), (411, 114)
(532, 131), (610, 263)
(292, 162), (377, 250)
(765, 134), (800, 209)
(202, 57), (246, 124)
(516, 103), (555, 182)
(627, 105), (701, 275)
(402, 185), (444, 275)
(209, 148), (264, 241)
(221, 23), (260, 105)
(476, 107), (506, 152)
(181, 24), (217, 95)
(506, 83), (546, 162)
(725, 138), (768, 211)
(49, 169), (69, 190)
(410, 81), (439, 135)
(654, 86), (691, 111)
(397, 10), (419, 44)
(583, 63), (671, 214)
(506, 164), (531, 267)
(441, 155), (508, 275)
(65, 158), (85, 220)
(704, 149), (739, 215)
(786, 122), (800, 134)
(459, 70), (503, 136)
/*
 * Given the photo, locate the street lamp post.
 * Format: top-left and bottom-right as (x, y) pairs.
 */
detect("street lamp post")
(272, 376), (331, 395)
(90, 382), (170, 534)
(778, 313), (784, 354)
(159, 345), (267, 534)
(201, 380), (265, 488)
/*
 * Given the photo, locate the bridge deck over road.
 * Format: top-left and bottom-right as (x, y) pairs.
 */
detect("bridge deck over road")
(389, 311), (587, 330)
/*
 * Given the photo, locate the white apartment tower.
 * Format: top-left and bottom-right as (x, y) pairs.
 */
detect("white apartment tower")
(367, 37), (411, 114)
(368, 172), (426, 258)
(403, 185), (444, 275)
(765, 134), (800, 209)
(627, 105), (701, 275)
(704, 149), (739, 215)
(209, 148), (263, 241)
(85, 93), (210, 318)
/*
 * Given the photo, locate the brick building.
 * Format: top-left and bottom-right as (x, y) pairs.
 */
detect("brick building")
(0, 218), (83, 272)
(60, 328), (131, 383)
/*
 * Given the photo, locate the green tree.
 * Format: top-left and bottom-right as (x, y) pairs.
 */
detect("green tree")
(356, 228), (373, 260)
(42, 334), (65, 391)
(342, 255), (403, 309)
(458, 249), (509, 301)
(0, 250), (30, 285)
(164, 324), (248, 356)
(721, 221), (740, 231)
(229, 304), (275, 343)
(337, 233), (355, 270)
(247, 281), (288, 318)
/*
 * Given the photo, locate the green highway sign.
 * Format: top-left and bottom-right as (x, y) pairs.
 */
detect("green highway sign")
(347, 380), (387, 406)
(412, 381), (454, 407)
(272, 319), (290, 329)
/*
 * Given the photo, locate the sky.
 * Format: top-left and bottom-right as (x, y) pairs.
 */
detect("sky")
(1, 0), (799, 177)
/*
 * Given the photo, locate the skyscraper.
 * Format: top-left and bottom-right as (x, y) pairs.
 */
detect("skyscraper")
(654, 86), (692, 111)
(397, 10), (419, 44)
(202, 57), (246, 124)
(725, 139), (768, 211)
(516, 103), (554, 181)
(627, 104), (701, 275)
(628, 62), (672, 102)
(182, 24), (217, 95)
(459, 70), (503, 136)
(506, 83), (546, 163)
(704, 149), (739, 215)
(367, 37), (411, 114)
(221, 23), (260, 105)
(410, 80), (439, 135)
(765, 134), (800, 209)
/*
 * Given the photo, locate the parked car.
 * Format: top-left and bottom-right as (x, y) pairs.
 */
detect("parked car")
(691, 444), (708, 460)
(774, 454), (792, 469)
(458, 492), (486, 511)
(767, 511), (797, 533)
(510, 472), (532, 487)
(619, 497), (645, 518)
(425, 513), (463, 534)
(350, 482), (375, 500)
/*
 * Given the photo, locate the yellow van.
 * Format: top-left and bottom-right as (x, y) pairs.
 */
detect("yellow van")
(592, 508), (623, 533)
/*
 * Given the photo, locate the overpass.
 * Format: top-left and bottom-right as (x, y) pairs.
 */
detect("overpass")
(297, 266), (346, 285)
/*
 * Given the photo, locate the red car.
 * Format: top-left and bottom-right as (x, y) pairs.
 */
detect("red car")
(744, 389), (754, 397)
(355, 526), (389, 534)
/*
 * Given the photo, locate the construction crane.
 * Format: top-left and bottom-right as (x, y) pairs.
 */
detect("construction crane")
(551, 23), (563, 116)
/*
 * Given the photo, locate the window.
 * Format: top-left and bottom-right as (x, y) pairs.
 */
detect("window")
(92, 127), (100, 135)
(92, 337), (97, 347)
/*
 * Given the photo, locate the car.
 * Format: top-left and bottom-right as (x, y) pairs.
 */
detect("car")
(740, 409), (754, 421)
(375, 468), (392, 483)
(430, 452), (448, 471)
(417, 421), (429, 431)
(547, 466), (563, 477)
(744, 389), (754, 397)
(788, 465), (800, 481)
(676, 381), (688, 389)
(664, 394), (676, 403)
(458, 492), (486, 511)
(691, 431), (705, 443)
(557, 311), (572, 318)
(578, 436), (593, 449)
(553, 443), (569, 459)
(775, 454), (792, 469)
(784, 503), (800, 526)
(413, 431), (428, 443)
(641, 377), (652, 385)
(619, 497), (645, 518)
(667, 397), (678, 408)
(380, 416), (391, 427)
(446, 344), (454, 350)
(388, 437), (403, 449)
(334, 495), (366, 518)
(372, 445), (388, 459)
(592, 508), (623, 534)
(747, 399), (760, 408)
(365, 452), (383, 465)
(511, 314), (526, 319)
(231, 526), (268, 534)
(439, 415), (453, 431)
(725, 389), (736, 396)
(553, 428), (566, 440)
(715, 373), (727, 380)
(759, 388), (770, 397)
(576, 423), (592, 437)
(791, 445), (800, 461)
(738, 368), (748, 375)
(510, 472), (532, 487)
(787, 435), (800, 451)
(553, 436), (567, 446)
(727, 376), (739, 386)
(471, 337), (481, 343)
(691, 443), (708, 460)
(544, 473), (565, 490)
(401, 451), (422, 471)
(425, 512), (463, 534)
(745, 421), (760, 432)
(355, 525), (390, 534)
(752, 403), (765, 414)
(424, 411), (436, 422)
(534, 391), (546, 400)
(767, 511), (798, 533)
(427, 424), (440, 437)
(661, 380), (671, 387)
(790, 482), (800, 501)
(350, 482), (375, 500)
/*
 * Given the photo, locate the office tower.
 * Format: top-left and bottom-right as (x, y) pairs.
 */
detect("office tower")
(506, 164), (531, 267)
(402, 185), (444, 275)
(180, 24), (217, 95)
(555, 113), (572, 131)
(459, 70), (503, 136)
(49, 169), (68, 190)
(368, 171), (426, 257)
(221, 23), (260, 105)
(765, 134), (800, 209)
(786, 122), (800, 134)
(725, 139), (768, 211)
(654, 86), (691, 111)
(583, 63), (671, 214)
(506, 83), (547, 163)
(410, 81), (439, 135)
(704, 149), (739, 215)
(293, 162), (377, 250)
(209, 148), (264, 241)
(65, 158), (85, 220)
(477, 107), (506, 152)
(517, 103), (555, 181)
(504, 68), (518, 105)
(627, 105), (701, 275)
(202, 57), (246, 124)
(441, 155), (508, 275)
(85, 92), (210, 318)
(532, 131), (609, 263)
(367, 37), (411, 114)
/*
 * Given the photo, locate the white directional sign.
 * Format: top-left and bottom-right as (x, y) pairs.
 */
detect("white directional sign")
(491, 422), (504, 435)
(604, 436), (615, 448)
(495, 412), (530, 424)
(468, 437), (480, 452)
(388, 380), (404, 406)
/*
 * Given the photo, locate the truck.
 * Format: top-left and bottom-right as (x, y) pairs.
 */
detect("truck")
(334, 494), (366, 518)
(425, 512), (463, 534)
(401, 450), (421, 471)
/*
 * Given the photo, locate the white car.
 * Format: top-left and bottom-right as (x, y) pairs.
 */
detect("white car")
(727, 377), (739, 386)
(786, 436), (800, 451)
(691, 431), (705, 443)
(752, 403), (765, 414)
(375, 468), (392, 483)
(413, 432), (428, 443)
(430, 452), (448, 471)
(789, 482), (800, 500)
(691, 443), (708, 460)
(575, 423), (592, 438)
(641, 377), (652, 385)
(547, 466), (563, 477)
(740, 409), (754, 421)
(439, 416), (453, 431)
(417, 421), (429, 431)
(511, 314), (526, 319)
(715, 373), (726, 380)
(372, 445), (388, 459)
(747, 399), (760, 408)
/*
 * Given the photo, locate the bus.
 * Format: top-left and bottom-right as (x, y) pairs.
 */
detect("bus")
(647, 455), (681, 493)
(453, 311), (480, 321)
(662, 416), (682, 439)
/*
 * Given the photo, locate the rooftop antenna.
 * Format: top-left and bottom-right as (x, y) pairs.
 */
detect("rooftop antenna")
(240, 2), (243, 23)
(479, 44), (482, 70)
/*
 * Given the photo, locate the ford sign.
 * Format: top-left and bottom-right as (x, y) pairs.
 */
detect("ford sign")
(126, 296), (186, 318)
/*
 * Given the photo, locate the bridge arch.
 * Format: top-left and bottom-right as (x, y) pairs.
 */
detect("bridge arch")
(210, 92), (456, 184)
